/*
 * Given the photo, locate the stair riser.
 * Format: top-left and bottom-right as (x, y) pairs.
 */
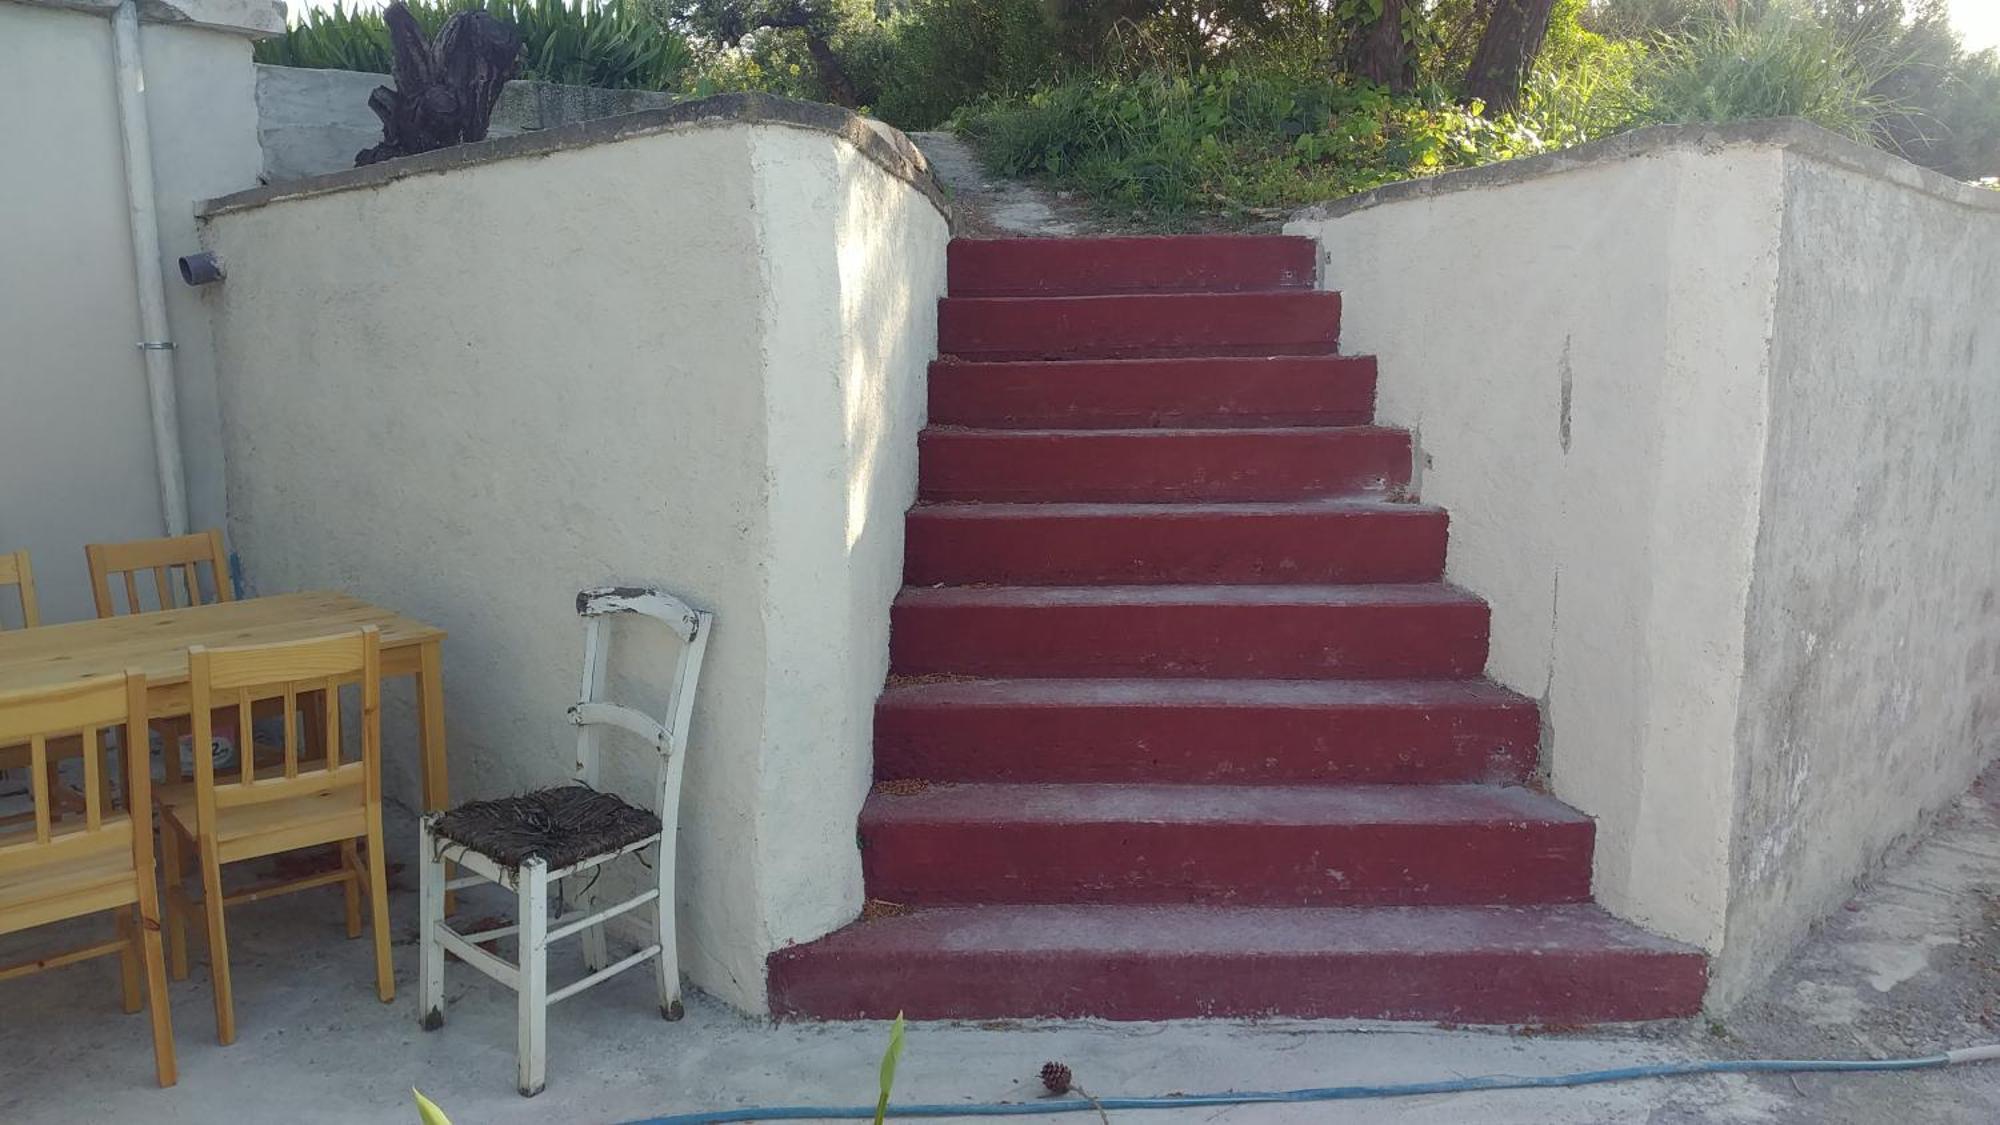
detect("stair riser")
(948, 236), (1317, 297)
(938, 293), (1341, 360)
(928, 357), (1376, 429)
(890, 600), (1489, 679)
(919, 429), (1410, 503)
(860, 817), (1593, 906)
(769, 948), (1707, 1022)
(904, 507), (1447, 586)
(874, 701), (1540, 785)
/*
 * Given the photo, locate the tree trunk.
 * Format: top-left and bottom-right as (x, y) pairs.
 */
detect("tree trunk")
(803, 29), (859, 108)
(355, 2), (522, 166)
(1463, 0), (1555, 116)
(1344, 0), (1414, 94)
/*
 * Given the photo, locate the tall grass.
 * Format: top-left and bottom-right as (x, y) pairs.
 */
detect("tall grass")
(257, 0), (695, 92)
(1628, 3), (1895, 140)
(958, 66), (1559, 218)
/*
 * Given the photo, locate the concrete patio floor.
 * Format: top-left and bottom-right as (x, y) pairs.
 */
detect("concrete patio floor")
(7, 777), (2000, 1125)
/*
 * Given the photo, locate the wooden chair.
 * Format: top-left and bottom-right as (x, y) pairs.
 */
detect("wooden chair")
(157, 627), (394, 1046)
(418, 586), (712, 1097)
(0, 549), (37, 629)
(1, 549), (43, 804)
(87, 530), (328, 785)
(0, 550), (101, 823)
(85, 529), (232, 617)
(0, 671), (176, 1087)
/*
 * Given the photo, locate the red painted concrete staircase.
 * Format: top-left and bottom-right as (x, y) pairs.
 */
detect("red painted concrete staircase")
(768, 235), (1706, 1023)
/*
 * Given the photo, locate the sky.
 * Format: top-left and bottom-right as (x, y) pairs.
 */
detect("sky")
(1949, 0), (2000, 53)
(291, 0), (2000, 51)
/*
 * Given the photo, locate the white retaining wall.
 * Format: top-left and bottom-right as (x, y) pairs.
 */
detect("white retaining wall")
(199, 99), (950, 1010)
(1287, 121), (2000, 1006)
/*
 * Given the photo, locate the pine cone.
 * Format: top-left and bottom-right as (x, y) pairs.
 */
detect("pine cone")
(1040, 1061), (1073, 1095)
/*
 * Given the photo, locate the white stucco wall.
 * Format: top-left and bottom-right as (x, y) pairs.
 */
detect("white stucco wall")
(1287, 122), (2000, 1005)
(1723, 151), (2000, 1001)
(200, 104), (949, 1010)
(1, 0), (268, 622)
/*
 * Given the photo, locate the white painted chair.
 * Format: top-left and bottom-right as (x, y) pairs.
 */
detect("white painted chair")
(417, 585), (712, 1097)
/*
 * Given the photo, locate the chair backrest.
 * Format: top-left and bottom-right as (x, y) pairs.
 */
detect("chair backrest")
(0, 550), (36, 630)
(85, 530), (233, 618)
(186, 628), (380, 826)
(568, 587), (712, 807)
(0, 671), (151, 913)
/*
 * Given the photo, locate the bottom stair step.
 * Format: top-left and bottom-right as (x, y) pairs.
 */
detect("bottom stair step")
(768, 903), (1707, 1023)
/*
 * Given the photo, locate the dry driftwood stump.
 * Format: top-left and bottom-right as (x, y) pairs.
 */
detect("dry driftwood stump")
(355, 1), (524, 167)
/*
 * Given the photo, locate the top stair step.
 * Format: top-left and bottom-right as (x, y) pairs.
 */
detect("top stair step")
(949, 236), (1317, 297)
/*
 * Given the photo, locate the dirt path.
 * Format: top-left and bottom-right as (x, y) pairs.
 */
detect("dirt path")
(909, 130), (1099, 238)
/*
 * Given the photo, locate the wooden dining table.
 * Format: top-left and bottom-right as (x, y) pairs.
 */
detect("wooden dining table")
(0, 592), (450, 815)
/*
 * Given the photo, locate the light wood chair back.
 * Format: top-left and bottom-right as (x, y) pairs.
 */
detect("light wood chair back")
(0, 670), (176, 1086)
(187, 627), (381, 825)
(161, 625), (394, 1046)
(0, 550), (37, 630)
(0, 673), (149, 906)
(85, 529), (232, 617)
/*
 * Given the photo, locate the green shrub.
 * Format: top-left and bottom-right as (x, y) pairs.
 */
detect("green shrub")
(867, 0), (1060, 129)
(957, 65), (1564, 220)
(257, 0), (696, 92)
(1627, 3), (1894, 139)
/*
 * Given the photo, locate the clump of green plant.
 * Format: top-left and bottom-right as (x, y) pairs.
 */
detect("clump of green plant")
(258, 0), (696, 92)
(1626, 3), (1895, 140)
(874, 1012), (906, 1125)
(957, 64), (1569, 221)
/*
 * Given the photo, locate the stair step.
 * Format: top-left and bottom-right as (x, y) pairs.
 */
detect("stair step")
(767, 903), (1707, 1022)
(890, 583), (1489, 679)
(904, 500), (1446, 586)
(928, 355), (1376, 429)
(860, 782), (1590, 906)
(947, 235), (1317, 297)
(918, 427), (1409, 503)
(938, 292), (1342, 360)
(874, 678), (1540, 785)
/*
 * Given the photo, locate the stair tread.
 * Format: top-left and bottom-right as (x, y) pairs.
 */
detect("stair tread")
(895, 582), (1484, 608)
(878, 676), (1530, 709)
(924, 424), (1401, 438)
(933, 353), (1365, 369)
(864, 781), (1586, 827)
(778, 901), (1698, 959)
(907, 499), (1442, 518)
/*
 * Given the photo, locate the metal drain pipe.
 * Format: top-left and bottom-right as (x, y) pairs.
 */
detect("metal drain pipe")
(111, 0), (190, 536)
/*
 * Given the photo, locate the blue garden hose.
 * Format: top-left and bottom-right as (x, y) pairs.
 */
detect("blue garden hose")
(625, 1043), (2000, 1123)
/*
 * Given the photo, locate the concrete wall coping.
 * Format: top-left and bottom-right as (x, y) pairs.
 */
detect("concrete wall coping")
(1292, 118), (2000, 222)
(7, 0), (286, 36)
(200, 91), (951, 221)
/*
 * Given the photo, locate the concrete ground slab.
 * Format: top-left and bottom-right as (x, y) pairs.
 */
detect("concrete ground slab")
(6, 776), (2000, 1123)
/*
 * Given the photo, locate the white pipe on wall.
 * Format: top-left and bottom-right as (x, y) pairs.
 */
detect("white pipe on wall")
(111, 0), (190, 536)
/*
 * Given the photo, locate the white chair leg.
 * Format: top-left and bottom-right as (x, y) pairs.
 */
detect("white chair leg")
(418, 816), (446, 1031)
(653, 838), (682, 1020)
(517, 859), (550, 1097)
(576, 875), (609, 973)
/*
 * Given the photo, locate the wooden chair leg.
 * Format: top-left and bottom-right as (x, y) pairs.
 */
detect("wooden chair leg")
(418, 817), (446, 1030)
(135, 882), (178, 1087)
(364, 816), (395, 1003)
(198, 849), (236, 1045)
(577, 875), (609, 973)
(517, 859), (549, 1097)
(654, 835), (684, 1021)
(116, 907), (142, 1013)
(156, 718), (184, 785)
(160, 820), (190, 981)
(341, 840), (364, 939)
